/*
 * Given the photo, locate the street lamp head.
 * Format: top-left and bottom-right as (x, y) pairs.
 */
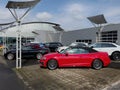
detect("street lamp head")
(6, 0), (40, 9)
(87, 14), (107, 24)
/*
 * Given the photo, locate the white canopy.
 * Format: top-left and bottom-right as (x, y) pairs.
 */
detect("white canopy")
(0, 22), (63, 37)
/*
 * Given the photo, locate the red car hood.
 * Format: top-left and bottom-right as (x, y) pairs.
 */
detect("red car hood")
(44, 52), (60, 57)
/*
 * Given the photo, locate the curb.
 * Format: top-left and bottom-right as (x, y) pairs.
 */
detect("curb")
(103, 80), (120, 90)
(13, 68), (35, 90)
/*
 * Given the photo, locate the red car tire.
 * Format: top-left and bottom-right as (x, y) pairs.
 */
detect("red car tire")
(92, 59), (103, 70)
(47, 59), (58, 70)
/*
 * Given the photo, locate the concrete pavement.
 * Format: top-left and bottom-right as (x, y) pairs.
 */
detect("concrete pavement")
(0, 56), (29, 90)
(1, 54), (120, 90)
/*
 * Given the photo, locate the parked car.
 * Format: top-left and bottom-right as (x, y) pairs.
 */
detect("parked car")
(40, 46), (110, 70)
(44, 42), (63, 52)
(57, 42), (88, 52)
(6, 43), (49, 51)
(8, 44), (16, 50)
(57, 46), (68, 52)
(30, 43), (48, 49)
(4, 46), (50, 60)
(89, 42), (120, 60)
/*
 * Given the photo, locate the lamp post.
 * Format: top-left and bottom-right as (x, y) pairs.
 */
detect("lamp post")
(6, 0), (40, 69)
(87, 14), (107, 42)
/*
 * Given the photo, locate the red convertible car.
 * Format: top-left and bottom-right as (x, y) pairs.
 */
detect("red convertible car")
(39, 46), (111, 70)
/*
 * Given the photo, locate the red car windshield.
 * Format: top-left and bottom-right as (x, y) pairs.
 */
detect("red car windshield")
(60, 47), (97, 54)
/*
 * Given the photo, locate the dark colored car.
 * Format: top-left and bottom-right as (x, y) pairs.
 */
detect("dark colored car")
(8, 44), (16, 50)
(40, 46), (111, 70)
(30, 43), (47, 49)
(4, 46), (50, 60)
(44, 42), (63, 52)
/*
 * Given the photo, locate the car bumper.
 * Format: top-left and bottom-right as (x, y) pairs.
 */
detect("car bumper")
(39, 60), (47, 67)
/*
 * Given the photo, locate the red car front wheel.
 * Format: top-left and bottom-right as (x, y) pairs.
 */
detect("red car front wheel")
(47, 59), (58, 70)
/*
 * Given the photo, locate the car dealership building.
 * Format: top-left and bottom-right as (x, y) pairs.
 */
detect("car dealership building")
(0, 22), (120, 45)
(57, 23), (120, 45)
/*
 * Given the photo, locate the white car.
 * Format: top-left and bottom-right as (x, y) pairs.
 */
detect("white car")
(57, 46), (68, 52)
(57, 42), (88, 52)
(90, 42), (120, 60)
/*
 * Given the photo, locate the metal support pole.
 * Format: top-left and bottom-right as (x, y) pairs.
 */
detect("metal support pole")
(6, 0), (40, 69)
(98, 27), (101, 42)
(98, 25), (104, 42)
(2, 36), (4, 55)
(16, 29), (18, 68)
(19, 24), (22, 68)
(16, 21), (22, 69)
(2, 32), (7, 55)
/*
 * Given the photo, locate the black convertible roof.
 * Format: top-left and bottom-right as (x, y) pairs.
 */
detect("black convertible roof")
(69, 46), (98, 53)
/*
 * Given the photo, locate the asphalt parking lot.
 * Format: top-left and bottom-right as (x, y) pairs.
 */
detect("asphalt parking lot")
(1, 54), (120, 90)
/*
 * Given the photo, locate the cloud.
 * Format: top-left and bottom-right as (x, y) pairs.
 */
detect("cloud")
(105, 7), (120, 17)
(101, 6), (120, 23)
(52, 3), (90, 30)
(36, 12), (53, 21)
(55, 2), (120, 30)
(0, 9), (12, 22)
(64, 3), (87, 20)
(65, 3), (85, 13)
(0, 8), (32, 23)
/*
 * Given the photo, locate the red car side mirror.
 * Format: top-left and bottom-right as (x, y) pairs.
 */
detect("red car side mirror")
(65, 52), (69, 56)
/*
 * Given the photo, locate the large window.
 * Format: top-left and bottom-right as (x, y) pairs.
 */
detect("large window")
(101, 31), (117, 43)
(22, 38), (35, 43)
(76, 39), (92, 44)
(91, 43), (116, 48)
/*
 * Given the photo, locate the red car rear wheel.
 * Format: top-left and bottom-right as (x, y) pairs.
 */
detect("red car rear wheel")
(92, 59), (103, 70)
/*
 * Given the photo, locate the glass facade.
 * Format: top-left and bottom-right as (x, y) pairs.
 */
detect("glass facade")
(76, 39), (92, 44)
(101, 31), (117, 43)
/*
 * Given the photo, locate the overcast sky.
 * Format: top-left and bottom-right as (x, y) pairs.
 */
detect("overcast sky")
(0, 0), (120, 30)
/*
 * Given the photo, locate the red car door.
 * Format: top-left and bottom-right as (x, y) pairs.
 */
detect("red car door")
(58, 54), (80, 67)
(70, 48), (92, 67)
(77, 53), (92, 67)
(58, 47), (96, 67)
(58, 48), (80, 67)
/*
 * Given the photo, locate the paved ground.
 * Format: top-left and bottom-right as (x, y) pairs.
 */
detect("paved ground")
(1, 53), (120, 90)
(0, 56), (29, 90)
(15, 59), (120, 90)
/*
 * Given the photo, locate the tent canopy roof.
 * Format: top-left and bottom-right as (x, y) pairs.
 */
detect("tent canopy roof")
(0, 21), (64, 37)
(6, 0), (40, 9)
(0, 22), (15, 26)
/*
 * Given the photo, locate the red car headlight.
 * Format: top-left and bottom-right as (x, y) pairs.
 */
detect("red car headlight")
(42, 57), (46, 60)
